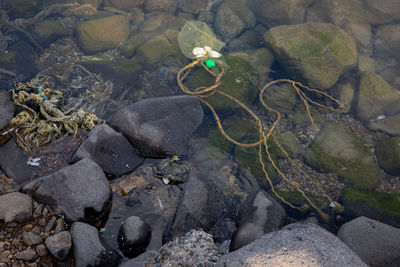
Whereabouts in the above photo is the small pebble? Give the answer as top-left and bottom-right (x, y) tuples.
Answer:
(35, 243), (48, 257)
(44, 216), (56, 233)
(15, 247), (37, 261)
(38, 217), (47, 226)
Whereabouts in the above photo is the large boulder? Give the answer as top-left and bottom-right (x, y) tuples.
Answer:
(216, 223), (368, 266)
(337, 217), (400, 267)
(73, 124), (144, 178)
(305, 123), (380, 189)
(0, 192), (32, 223)
(23, 158), (112, 223)
(75, 15), (130, 54)
(264, 22), (358, 89)
(109, 95), (203, 157)
(357, 72), (400, 121)
(71, 222), (120, 267)
(214, 0), (255, 41)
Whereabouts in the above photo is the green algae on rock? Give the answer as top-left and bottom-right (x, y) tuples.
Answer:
(75, 15), (130, 54)
(264, 22), (358, 90)
(306, 123), (380, 189)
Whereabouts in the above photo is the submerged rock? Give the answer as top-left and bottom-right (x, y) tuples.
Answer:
(144, 0), (177, 13)
(375, 24), (400, 62)
(23, 158), (111, 223)
(338, 216), (400, 267)
(217, 223), (368, 266)
(0, 90), (14, 131)
(73, 124), (144, 178)
(264, 22), (358, 89)
(118, 216), (151, 258)
(75, 15), (130, 54)
(375, 137), (400, 176)
(45, 231), (72, 261)
(0, 192), (32, 223)
(363, 0), (400, 25)
(110, 95), (203, 157)
(230, 191), (285, 251)
(306, 123), (380, 189)
(71, 222), (120, 267)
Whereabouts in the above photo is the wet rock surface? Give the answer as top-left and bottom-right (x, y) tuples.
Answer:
(0, 90), (14, 131)
(110, 95), (204, 157)
(0, 192), (32, 223)
(118, 216), (151, 258)
(23, 158), (112, 223)
(45, 231), (72, 261)
(73, 124), (144, 178)
(217, 223), (368, 266)
(375, 137), (400, 176)
(338, 216), (400, 267)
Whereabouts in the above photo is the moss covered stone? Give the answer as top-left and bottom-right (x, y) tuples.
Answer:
(80, 57), (141, 73)
(306, 123), (380, 189)
(341, 187), (400, 227)
(357, 72), (400, 121)
(375, 137), (400, 176)
(264, 23), (358, 90)
(75, 15), (130, 54)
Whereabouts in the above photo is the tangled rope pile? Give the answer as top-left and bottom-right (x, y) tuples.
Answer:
(9, 79), (101, 154)
(177, 55), (347, 220)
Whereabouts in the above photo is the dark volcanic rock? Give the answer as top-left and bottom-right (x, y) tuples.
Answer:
(110, 95), (203, 157)
(73, 124), (144, 178)
(337, 216), (400, 267)
(230, 191), (285, 251)
(23, 158), (111, 223)
(119, 250), (156, 267)
(45, 231), (72, 261)
(0, 90), (14, 130)
(217, 223), (368, 266)
(118, 216), (151, 258)
(71, 222), (120, 267)
(0, 192), (32, 223)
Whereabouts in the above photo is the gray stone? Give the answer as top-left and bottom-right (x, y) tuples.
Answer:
(15, 247), (37, 261)
(119, 250), (156, 267)
(306, 123), (380, 189)
(147, 230), (221, 266)
(217, 223), (368, 266)
(110, 95), (203, 157)
(36, 243), (48, 257)
(73, 124), (144, 178)
(338, 216), (400, 267)
(45, 231), (72, 261)
(375, 24), (400, 62)
(23, 158), (111, 223)
(44, 216), (56, 233)
(363, 0), (400, 25)
(230, 191), (285, 251)
(118, 216), (151, 258)
(22, 231), (42, 246)
(214, 0), (255, 41)
(0, 192), (32, 223)
(264, 22), (358, 90)
(71, 222), (120, 267)
(0, 90), (14, 130)
(178, 0), (212, 14)
(375, 137), (400, 175)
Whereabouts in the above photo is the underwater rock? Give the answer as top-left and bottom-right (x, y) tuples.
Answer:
(71, 222), (120, 267)
(73, 124), (144, 178)
(261, 82), (297, 114)
(357, 72), (400, 121)
(141, 12), (187, 33)
(110, 95), (203, 157)
(0, 90), (15, 131)
(248, 0), (314, 27)
(305, 123), (380, 189)
(264, 22), (358, 90)
(217, 223), (368, 267)
(178, 0), (213, 14)
(23, 158), (111, 223)
(375, 137), (400, 176)
(45, 231), (72, 261)
(75, 15), (130, 54)
(338, 217), (400, 267)
(147, 230), (221, 266)
(119, 250), (156, 267)
(31, 20), (68, 48)
(108, 0), (143, 11)
(0, 192), (32, 223)
(368, 114), (400, 136)
(214, 0), (255, 41)
(121, 32), (158, 58)
(363, 0), (400, 25)
(118, 216), (151, 258)
(6, 0), (44, 19)
(306, 0), (371, 48)
(135, 30), (181, 64)
(144, 0), (177, 13)
(230, 191), (285, 251)
(341, 187), (400, 228)
(375, 24), (400, 62)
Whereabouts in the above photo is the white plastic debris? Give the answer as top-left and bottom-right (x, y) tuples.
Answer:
(162, 177), (170, 185)
(27, 157), (41, 167)
(192, 46), (222, 59)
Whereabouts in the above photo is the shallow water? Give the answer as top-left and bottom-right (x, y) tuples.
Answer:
(0, 0), (400, 249)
